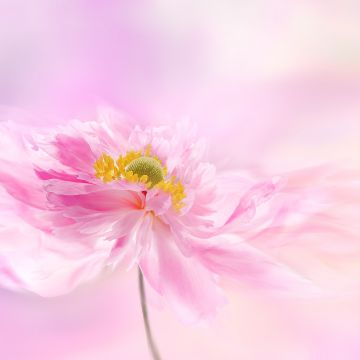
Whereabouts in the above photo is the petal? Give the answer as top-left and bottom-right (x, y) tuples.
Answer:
(0, 123), (48, 209)
(33, 108), (134, 178)
(145, 190), (172, 216)
(140, 218), (226, 323)
(46, 186), (145, 244)
(0, 215), (112, 296)
(223, 177), (282, 228)
(47, 188), (143, 211)
(0, 170), (47, 210)
(117, 213), (154, 270)
(52, 204), (144, 244)
(51, 134), (97, 174)
(195, 234), (317, 295)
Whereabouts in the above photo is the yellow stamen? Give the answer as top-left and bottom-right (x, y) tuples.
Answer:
(94, 145), (186, 211)
(145, 144), (152, 156)
(93, 153), (119, 182)
(140, 175), (149, 183)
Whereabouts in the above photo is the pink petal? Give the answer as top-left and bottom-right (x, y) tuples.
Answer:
(47, 188), (144, 211)
(140, 218), (226, 323)
(46, 185), (145, 244)
(0, 217), (112, 296)
(51, 134), (96, 173)
(195, 234), (317, 295)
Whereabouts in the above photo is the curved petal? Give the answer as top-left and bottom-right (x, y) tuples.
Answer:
(32, 108), (134, 179)
(47, 188), (143, 211)
(0, 214), (112, 297)
(0, 123), (48, 209)
(195, 234), (317, 295)
(139, 218), (226, 323)
(42, 181), (145, 244)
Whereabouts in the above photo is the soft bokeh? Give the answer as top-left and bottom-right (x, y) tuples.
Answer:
(0, 0), (360, 359)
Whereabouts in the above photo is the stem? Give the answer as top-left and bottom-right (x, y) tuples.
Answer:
(138, 267), (162, 360)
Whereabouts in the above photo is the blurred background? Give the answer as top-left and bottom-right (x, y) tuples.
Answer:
(0, 0), (360, 359)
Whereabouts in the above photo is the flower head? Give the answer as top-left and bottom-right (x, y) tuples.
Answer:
(0, 108), (354, 322)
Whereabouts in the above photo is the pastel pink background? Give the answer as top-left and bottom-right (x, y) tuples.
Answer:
(1, 1), (360, 359)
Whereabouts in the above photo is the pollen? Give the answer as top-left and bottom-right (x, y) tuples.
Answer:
(94, 153), (119, 182)
(94, 146), (186, 211)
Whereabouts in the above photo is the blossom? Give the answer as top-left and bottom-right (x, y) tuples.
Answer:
(0, 108), (357, 322)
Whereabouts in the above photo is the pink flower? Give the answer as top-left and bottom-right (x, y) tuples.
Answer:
(0, 108), (356, 322)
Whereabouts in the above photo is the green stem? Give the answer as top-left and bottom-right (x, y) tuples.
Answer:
(138, 267), (162, 360)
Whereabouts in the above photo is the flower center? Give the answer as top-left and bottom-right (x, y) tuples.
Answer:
(126, 156), (164, 187)
(94, 146), (186, 212)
